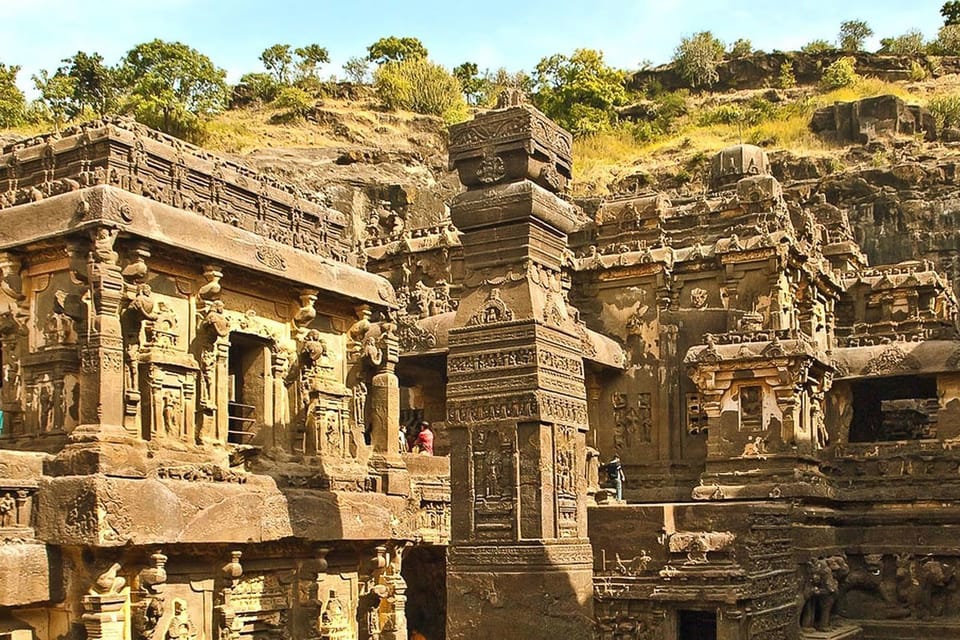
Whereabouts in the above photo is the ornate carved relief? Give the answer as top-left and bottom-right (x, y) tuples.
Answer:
(612, 392), (652, 451)
(467, 288), (514, 325)
(473, 429), (515, 539)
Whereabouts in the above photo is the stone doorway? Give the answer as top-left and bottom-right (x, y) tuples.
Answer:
(402, 544), (446, 640)
(227, 332), (270, 444)
(678, 609), (717, 640)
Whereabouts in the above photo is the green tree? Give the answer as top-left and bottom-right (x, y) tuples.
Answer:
(236, 72), (280, 103)
(820, 56), (859, 90)
(878, 29), (926, 55)
(273, 85), (314, 121)
(728, 38), (753, 58)
(32, 69), (75, 131)
(0, 63), (26, 127)
(531, 49), (628, 135)
(294, 44), (330, 82)
(260, 44), (294, 84)
(374, 57), (466, 122)
(343, 57), (370, 83)
(801, 39), (835, 54)
(118, 39), (228, 141)
(672, 31), (726, 88)
(453, 62), (485, 105)
(838, 20), (874, 51)
(933, 24), (960, 54)
(61, 51), (117, 117)
(942, 1), (960, 26)
(367, 36), (428, 65)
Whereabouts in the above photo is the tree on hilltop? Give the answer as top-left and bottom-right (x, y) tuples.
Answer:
(0, 63), (26, 127)
(673, 31), (725, 88)
(294, 44), (330, 83)
(62, 51), (118, 117)
(877, 29), (925, 55)
(943, 2), (960, 26)
(261, 44), (294, 84)
(838, 20), (873, 51)
(32, 69), (75, 132)
(453, 62), (486, 105)
(118, 39), (228, 141)
(367, 37), (428, 64)
(343, 57), (370, 83)
(531, 48), (627, 135)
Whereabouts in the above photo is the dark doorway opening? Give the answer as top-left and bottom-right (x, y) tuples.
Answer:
(849, 375), (938, 442)
(227, 333), (269, 444)
(403, 544), (446, 640)
(679, 609), (717, 640)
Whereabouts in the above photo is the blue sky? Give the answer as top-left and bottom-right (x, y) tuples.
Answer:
(0, 0), (947, 92)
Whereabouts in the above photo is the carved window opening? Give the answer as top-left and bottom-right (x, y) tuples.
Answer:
(850, 375), (937, 442)
(227, 333), (270, 444)
(678, 609), (717, 640)
(685, 393), (707, 435)
(739, 385), (763, 431)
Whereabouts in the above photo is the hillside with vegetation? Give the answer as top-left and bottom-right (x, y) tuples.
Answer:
(4, 9), (960, 250)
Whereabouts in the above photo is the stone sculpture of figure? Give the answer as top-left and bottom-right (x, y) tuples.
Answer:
(166, 598), (196, 640)
(123, 284), (158, 389)
(202, 300), (230, 339)
(485, 443), (503, 498)
(0, 492), (15, 527)
(200, 348), (216, 405)
(38, 384), (54, 432)
(390, 212), (405, 238)
(400, 257), (412, 288)
(321, 410), (339, 456)
(801, 555), (848, 631)
(124, 341), (140, 390)
(162, 392), (181, 437)
(362, 335), (383, 367)
(89, 226), (120, 265)
(812, 395), (829, 448)
(89, 562), (126, 595)
(301, 330), (329, 367)
(353, 381), (367, 430)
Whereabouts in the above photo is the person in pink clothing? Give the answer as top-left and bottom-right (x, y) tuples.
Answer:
(412, 421), (434, 455)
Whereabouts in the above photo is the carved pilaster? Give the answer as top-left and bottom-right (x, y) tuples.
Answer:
(73, 226), (128, 439)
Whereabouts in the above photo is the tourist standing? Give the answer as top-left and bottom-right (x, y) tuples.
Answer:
(605, 455), (625, 502)
(413, 421), (434, 455)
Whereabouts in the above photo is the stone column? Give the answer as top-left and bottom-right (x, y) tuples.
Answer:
(445, 101), (593, 640)
(73, 226), (127, 438)
(368, 326), (407, 495)
(0, 252), (26, 437)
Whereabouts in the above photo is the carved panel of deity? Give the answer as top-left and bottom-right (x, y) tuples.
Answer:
(555, 424), (578, 538)
(472, 429), (515, 539)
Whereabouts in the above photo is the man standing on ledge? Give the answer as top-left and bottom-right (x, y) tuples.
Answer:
(412, 421), (434, 455)
(605, 455), (625, 502)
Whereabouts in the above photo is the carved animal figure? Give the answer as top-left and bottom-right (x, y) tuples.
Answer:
(801, 555), (847, 630)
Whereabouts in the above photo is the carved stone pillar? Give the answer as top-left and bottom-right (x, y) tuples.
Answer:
(271, 345), (292, 450)
(368, 326), (407, 495)
(0, 252), (27, 437)
(445, 102), (593, 640)
(73, 226), (127, 439)
(0, 320), (25, 437)
(369, 327), (400, 455)
(380, 542), (409, 640)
